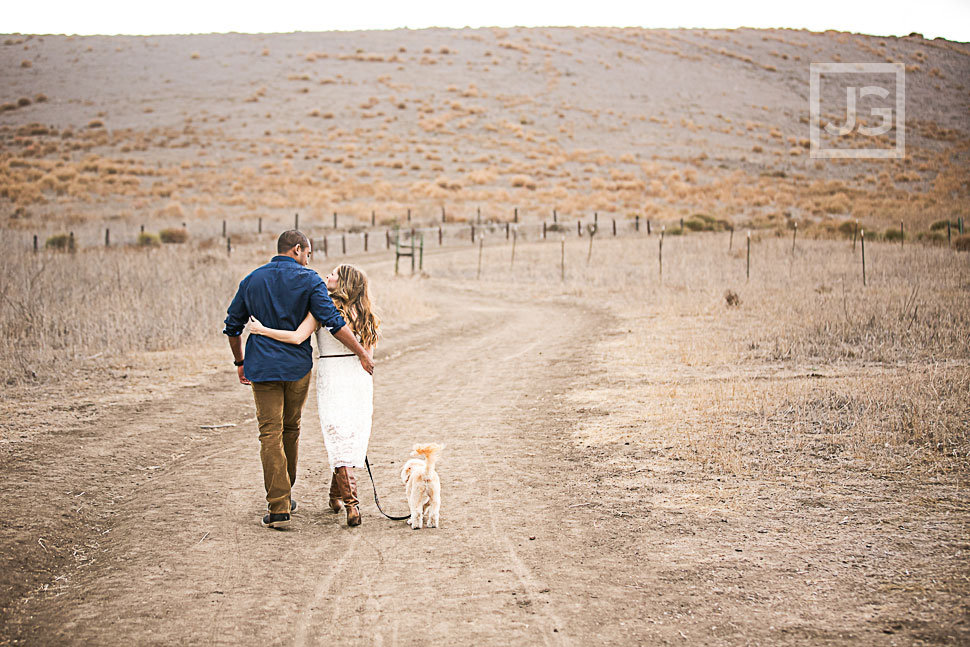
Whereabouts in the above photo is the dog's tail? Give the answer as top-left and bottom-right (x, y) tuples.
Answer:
(412, 443), (444, 475)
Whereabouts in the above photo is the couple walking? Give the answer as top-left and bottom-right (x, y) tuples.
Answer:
(223, 230), (380, 528)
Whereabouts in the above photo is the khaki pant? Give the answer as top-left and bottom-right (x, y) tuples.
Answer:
(251, 371), (311, 514)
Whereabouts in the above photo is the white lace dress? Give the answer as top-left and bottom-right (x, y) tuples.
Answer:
(314, 327), (373, 472)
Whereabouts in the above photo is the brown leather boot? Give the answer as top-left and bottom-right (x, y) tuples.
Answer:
(328, 471), (344, 514)
(334, 466), (361, 527)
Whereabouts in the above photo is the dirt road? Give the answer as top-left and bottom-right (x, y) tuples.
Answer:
(3, 277), (617, 645)
(3, 259), (968, 646)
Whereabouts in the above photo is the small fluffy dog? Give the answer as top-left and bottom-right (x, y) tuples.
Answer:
(400, 443), (444, 529)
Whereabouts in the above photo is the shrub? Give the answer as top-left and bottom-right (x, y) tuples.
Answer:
(837, 220), (858, 237)
(159, 228), (189, 244)
(685, 214), (730, 232)
(916, 231), (947, 246)
(137, 232), (161, 247)
(884, 227), (904, 242)
(45, 234), (71, 250)
(510, 174), (537, 190)
(955, 235), (970, 252)
(17, 97), (31, 107)
(930, 220), (952, 231)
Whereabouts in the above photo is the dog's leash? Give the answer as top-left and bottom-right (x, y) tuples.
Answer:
(363, 456), (410, 521)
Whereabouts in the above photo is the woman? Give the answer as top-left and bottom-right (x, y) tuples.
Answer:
(249, 264), (380, 527)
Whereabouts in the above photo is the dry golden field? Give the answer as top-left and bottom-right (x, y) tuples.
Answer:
(1, 25), (969, 646)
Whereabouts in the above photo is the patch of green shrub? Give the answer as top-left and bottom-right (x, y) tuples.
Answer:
(159, 227), (189, 244)
(684, 214), (731, 232)
(884, 227), (904, 242)
(916, 231), (947, 246)
(137, 232), (161, 247)
(837, 220), (858, 237)
(45, 234), (71, 250)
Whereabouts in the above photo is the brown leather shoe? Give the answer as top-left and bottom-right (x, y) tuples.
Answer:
(334, 466), (361, 527)
(328, 472), (344, 513)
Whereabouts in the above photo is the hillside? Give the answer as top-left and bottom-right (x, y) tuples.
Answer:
(2, 27), (969, 244)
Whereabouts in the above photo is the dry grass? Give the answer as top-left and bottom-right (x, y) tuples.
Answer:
(429, 233), (970, 479)
(0, 231), (435, 386)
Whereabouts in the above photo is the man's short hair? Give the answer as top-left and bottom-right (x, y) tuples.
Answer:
(278, 230), (309, 253)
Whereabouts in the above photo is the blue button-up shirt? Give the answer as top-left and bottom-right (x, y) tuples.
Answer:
(223, 256), (346, 383)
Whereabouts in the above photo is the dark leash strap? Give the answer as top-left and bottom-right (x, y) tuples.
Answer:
(364, 456), (410, 521)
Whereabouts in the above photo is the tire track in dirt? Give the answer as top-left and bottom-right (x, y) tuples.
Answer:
(287, 284), (580, 645)
(14, 276), (599, 645)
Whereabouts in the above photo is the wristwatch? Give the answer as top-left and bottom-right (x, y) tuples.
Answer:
(234, 359), (244, 366)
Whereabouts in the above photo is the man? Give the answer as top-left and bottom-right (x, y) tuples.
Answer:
(224, 230), (375, 528)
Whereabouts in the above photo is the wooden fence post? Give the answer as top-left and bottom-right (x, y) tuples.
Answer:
(543, 221), (547, 239)
(105, 228), (110, 247)
(222, 220), (226, 238)
(577, 220), (582, 237)
(364, 232), (369, 252)
(612, 219), (616, 237)
(505, 222), (510, 240)
(792, 222), (797, 253)
(514, 207), (518, 223)
(647, 219), (652, 235)
(323, 236), (328, 257)
(511, 229), (517, 268)
(227, 236), (231, 256)
(342, 234), (346, 255)
(334, 212), (338, 229)
(442, 205), (446, 223)
(371, 210), (376, 227)
(407, 208), (411, 223)
(258, 217), (262, 234)
(861, 230), (867, 286)
(729, 226), (734, 252)
(746, 231), (751, 282)
(659, 227), (664, 282)
(560, 236), (565, 282)
(295, 213), (299, 230)
(69, 232), (75, 254)
(477, 235), (484, 280)
(900, 220), (904, 247)
(553, 209), (557, 223)
(386, 230), (390, 250)
(852, 219), (859, 250)
(33, 234), (38, 253)
(471, 224), (476, 243)
(438, 226), (442, 246)
(947, 220), (952, 245)
(635, 215), (640, 232)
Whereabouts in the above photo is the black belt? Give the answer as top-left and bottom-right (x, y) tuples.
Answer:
(318, 353), (355, 358)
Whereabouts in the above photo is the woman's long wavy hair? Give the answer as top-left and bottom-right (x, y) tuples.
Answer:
(328, 264), (380, 348)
